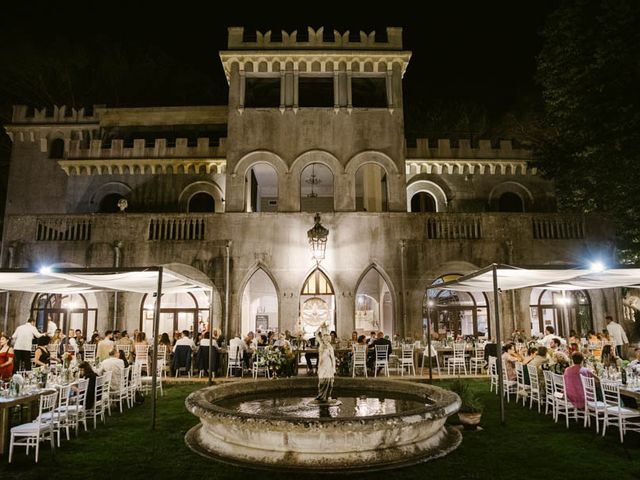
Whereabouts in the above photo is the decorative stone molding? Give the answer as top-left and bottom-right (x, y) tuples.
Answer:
(58, 158), (226, 176)
(406, 159), (533, 176)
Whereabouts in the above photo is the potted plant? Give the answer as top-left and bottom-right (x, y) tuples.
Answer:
(449, 378), (484, 429)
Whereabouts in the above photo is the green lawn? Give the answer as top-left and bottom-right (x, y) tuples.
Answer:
(2, 379), (639, 479)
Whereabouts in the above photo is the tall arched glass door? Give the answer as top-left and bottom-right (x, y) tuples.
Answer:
(529, 289), (592, 337)
(300, 269), (335, 337)
(424, 275), (489, 338)
(31, 293), (97, 336)
(140, 291), (209, 339)
(354, 268), (393, 336)
(241, 269), (278, 336)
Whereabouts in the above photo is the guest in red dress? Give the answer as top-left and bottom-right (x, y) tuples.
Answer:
(0, 334), (15, 380)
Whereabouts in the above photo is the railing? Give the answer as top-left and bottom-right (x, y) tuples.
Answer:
(36, 219), (92, 241)
(426, 217), (482, 240)
(148, 217), (206, 241)
(532, 217), (584, 240)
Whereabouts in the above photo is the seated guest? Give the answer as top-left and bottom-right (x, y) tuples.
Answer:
(629, 348), (640, 373)
(600, 344), (622, 370)
(74, 362), (98, 409)
(501, 343), (519, 381)
(96, 330), (115, 362)
(329, 331), (339, 345)
(0, 334), (15, 380)
(563, 352), (597, 409)
(34, 335), (52, 367)
(368, 331), (392, 369)
(541, 326), (557, 347)
(99, 347), (125, 392)
(173, 330), (196, 352)
(305, 335), (319, 375)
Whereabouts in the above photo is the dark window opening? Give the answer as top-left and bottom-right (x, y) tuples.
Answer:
(99, 193), (125, 213)
(270, 30), (283, 42)
(245, 77), (281, 108)
(352, 77), (387, 108)
(348, 30), (360, 42)
(188, 192), (215, 213)
(298, 77), (334, 107)
(49, 138), (65, 159)
(498, 192), (524, 212)
(411, 192), (436, 212)
(242, 29), (258, 42)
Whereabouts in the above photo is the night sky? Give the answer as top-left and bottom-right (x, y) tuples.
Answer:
(0, 0), (557, 125)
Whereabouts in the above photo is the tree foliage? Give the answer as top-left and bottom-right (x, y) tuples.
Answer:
(535, 0), (640, 262)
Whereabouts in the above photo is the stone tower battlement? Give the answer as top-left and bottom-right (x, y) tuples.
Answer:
(11, 104), (103, 124)
(227, 26), (403, 51)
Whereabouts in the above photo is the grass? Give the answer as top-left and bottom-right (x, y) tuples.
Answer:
(2, 379), (639, 479)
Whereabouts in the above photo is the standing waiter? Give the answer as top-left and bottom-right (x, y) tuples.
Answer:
(11, 317), (43, 371)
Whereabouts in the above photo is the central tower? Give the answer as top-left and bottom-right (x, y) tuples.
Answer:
(220, 27), (412, 213)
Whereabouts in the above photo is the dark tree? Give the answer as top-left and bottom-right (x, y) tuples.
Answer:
(535, 0), (640, 261)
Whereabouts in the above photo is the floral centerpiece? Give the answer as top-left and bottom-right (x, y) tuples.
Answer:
(62, 351), (74, 369)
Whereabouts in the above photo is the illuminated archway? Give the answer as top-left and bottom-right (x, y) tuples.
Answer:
(424, 274), (489, 337)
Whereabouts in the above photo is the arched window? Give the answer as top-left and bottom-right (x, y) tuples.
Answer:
(246, 164), (278, 212)
(300, 163), (334, 212)
(424, 275), (489, 338)
(355, 268), (393, 337)
(188, 192), (215, 212)
(300, 269), (335, 336)
(410, 192), (436, 212)
(355, 164), (388, 212)
(241, 269), (278, 336)
(50, 138), (65, 159)
(498, 192), (524, 212)
(31, 293), (97, 337)
(140, 291), (210, 339)
(98, 193), (126, 213)
(529, 288), (592, 337)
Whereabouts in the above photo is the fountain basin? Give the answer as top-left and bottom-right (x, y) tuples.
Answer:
(185, 377), (461, 472)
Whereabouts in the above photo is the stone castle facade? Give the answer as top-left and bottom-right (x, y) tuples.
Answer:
(1, 27), (618, 342)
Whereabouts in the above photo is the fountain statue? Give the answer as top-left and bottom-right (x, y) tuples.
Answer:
(313, 322), (339, 404)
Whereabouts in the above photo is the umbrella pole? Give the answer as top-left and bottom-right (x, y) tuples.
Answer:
(493, 264), (506, 425)
(150, 267), (163, 430)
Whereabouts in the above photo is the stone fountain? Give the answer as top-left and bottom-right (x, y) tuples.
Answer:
(185, 377), (462, 472)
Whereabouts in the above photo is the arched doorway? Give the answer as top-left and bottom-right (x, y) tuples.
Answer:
(424, 275), (489, 338)
(498, 192), (524, 212)
(188, 192), (215, 212)
(140, 291), (210, 339)
(355, 164), (388, 212)
(31, 293), (97, 336)
(300, 163), (334, 212)
(529, 289), (592, 337)
(49, 138), (65, 159)
(246, 163), (278, 212)
(241, 269), (278, 336)
(300, 269), (335, 336)
(354, 268), (393, 336)
(410, 191), (437, 212)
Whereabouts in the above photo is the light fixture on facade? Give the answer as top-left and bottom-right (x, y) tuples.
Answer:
(307, 212), (329, 264)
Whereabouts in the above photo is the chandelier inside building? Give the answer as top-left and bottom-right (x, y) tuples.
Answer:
(305, 164), (321, 198)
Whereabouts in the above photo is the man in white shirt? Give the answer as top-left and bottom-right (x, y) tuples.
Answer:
(606, 315), (629, 358)
(12, 317), (43, 371)
(173, 330), (196, 351)
(97, 330), (115, 362)
(541, 326), (558, 347)
(99, 347), (125, 392)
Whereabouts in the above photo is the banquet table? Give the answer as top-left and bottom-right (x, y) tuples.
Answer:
(0, 388), (56, 455)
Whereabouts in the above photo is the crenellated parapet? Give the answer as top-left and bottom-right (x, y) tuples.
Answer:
(11, 104), (103, 124)
(66, 137), (226, 159)
(405, 138), (535, 176)
(227, 27), (404, 51)
(58, 137), (227, 176)
(220, 27), (411, 82)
